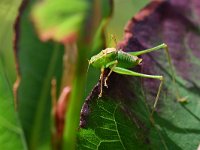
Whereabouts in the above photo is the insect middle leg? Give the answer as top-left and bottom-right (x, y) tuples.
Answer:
(104, 60), (118, 87)
(129, 43), (187, 102)
(112, 67), (164, 123)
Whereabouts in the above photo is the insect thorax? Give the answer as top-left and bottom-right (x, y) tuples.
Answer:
(89, 48), (117, 68)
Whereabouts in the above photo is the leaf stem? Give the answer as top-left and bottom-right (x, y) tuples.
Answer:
(63, 44), (88, 150)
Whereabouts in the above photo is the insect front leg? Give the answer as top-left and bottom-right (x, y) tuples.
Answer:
(112, 67), (164, 124)
(99, 67), (105, 98)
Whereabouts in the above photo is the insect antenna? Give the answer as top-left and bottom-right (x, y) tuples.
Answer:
(86, 60), (90, 75)
(110, 34), (118, 50)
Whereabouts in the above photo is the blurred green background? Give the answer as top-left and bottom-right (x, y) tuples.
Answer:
(108, 0), (149, 41)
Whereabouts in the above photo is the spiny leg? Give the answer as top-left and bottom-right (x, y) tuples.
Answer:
(112, 67), (164, 123)
(104, 60), (118, 87)
(163, 45), (187, 102)
(129, 43), (187, 102)
(99, 67), (105, 98)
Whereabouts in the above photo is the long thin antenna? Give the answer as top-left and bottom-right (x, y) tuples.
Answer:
(111, 34), (118, 49)
(86, 60), (90, 75)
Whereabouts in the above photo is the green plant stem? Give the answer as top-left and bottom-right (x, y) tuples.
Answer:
(63, 45), (88, 150)
(63, 1), (104, 148)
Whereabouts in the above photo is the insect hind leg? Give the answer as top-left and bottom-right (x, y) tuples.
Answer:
(112, 67), (164, 124)
(129, 43), (187, 102)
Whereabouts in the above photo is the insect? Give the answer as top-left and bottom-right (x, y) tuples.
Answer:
(89, 42), (187, 118)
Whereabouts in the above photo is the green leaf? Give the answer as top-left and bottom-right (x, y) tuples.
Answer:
(16, 1), (64, 149)
(31, 0), (89, 43)
(0, 0), (27, 149)
(0, 0), (20, 84)
(78, 1), (200, 149)
(78, 77), (162, 149)
(0, 62), (27, 150)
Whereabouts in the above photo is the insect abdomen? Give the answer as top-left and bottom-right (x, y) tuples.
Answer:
(116, 51), (139, 68)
